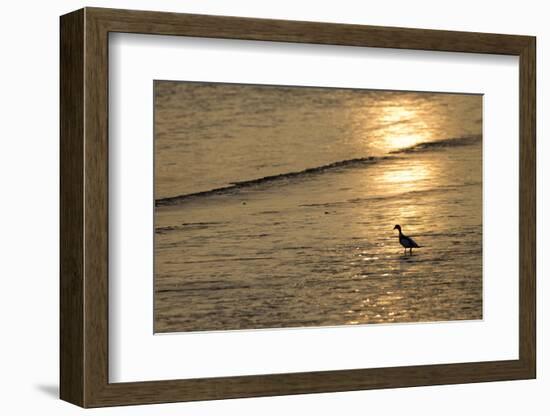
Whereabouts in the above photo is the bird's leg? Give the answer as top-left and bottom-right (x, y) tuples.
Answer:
(410, 248), (413, 256)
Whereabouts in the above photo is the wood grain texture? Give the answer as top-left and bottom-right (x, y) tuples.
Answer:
(518, 38), (536, 375)
(89, 7), (532, 54)
(83, 10), (111, 406)
(59, 8), (84, 406)
(59, 7), (537, 408)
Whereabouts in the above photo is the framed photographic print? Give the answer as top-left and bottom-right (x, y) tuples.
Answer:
(60, 7), (536, 407)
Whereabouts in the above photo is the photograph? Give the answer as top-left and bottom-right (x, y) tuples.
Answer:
(153, 81), (483, 333)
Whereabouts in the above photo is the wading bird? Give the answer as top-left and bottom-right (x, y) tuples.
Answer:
(393, 224), (420, 256)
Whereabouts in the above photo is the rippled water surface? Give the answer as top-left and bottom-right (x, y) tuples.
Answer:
(154, 81), (482, 333)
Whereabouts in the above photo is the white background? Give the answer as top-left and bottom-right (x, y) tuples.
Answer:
(0, 0), (545, 415)
(110, 34), (519, 382)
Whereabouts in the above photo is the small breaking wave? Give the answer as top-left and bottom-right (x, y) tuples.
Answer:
(156, 135), (481, 207)
(390, 135), (481, 154)
(156, 156), (385, 206)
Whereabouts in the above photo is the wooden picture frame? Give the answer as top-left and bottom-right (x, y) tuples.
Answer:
(60, 7), (536, 408)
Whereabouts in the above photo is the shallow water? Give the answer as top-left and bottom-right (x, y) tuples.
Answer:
(154, 82), (482, 333)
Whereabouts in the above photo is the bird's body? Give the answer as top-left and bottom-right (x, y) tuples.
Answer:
(393, 224), (420, 255)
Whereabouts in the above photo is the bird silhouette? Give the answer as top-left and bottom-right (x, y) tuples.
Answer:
(393, 224), (420, 256)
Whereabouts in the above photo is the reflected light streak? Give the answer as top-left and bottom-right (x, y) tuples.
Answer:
(381, 163), (431, 189)
(373, 104), (434, 152)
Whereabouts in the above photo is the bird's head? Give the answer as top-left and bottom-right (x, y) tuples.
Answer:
(393, 224), (401, 232)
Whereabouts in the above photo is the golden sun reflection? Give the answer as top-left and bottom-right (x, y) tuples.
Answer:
(374, 105), (434, 152)
(380, 162), (432, 191)
(389, 135), (423, 150)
